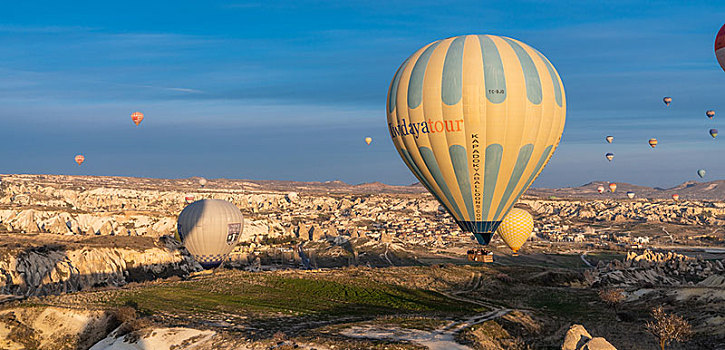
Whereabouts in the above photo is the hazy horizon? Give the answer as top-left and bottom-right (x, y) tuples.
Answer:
(3, 171), (721, 191)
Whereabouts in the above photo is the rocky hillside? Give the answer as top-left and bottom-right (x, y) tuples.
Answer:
(0, 236), (200, 297)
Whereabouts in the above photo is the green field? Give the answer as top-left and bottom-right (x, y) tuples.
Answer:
(96, 270), (486, 324)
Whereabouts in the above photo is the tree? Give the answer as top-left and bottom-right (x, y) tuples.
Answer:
(598, 288), (625, 313)
(646, 306), (692, 350)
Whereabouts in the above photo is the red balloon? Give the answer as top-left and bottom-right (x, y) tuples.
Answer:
(131, 112), (144, 126)
(716, 24), (725, 72)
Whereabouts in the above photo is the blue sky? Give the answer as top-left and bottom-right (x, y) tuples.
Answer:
(1, 1), (724, 188)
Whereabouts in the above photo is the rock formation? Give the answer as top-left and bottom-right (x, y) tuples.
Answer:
(585, 250), (725, 287)
(562, 324), (616, 350)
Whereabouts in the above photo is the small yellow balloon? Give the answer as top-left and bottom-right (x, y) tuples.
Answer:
(496, 208), (533, 255)
(365, 137), (373, 145)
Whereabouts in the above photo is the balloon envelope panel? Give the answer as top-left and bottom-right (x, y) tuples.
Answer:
(386, 35), (566, 244)
(177, 199), (244, 268)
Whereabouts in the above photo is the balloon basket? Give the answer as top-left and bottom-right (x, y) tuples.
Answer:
(467, 249), (494, 263)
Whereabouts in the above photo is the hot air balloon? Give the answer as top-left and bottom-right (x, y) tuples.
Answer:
(663, 97), (672, 106)
(185, 196), (195, 204)
(131, 112), (144, 126)
(609, 183), (617, 192)
(496, 208), (533, 256)
(710, 129), (718, 138)
(74, 155), (85, 165)
(648, 138), (658, 148)
(672, 194), (680, 201)
(605, 153), (614, 162)
(605, 136), (614, 144)
(626, 191), (635, 199)
(698, 169), (706, 178)
(386, 35), (566, 247)
(707, 110), (715, 119)
(365, 137), (373, 145)
(199, 178), (208, 188)
(177, 199), (244, 268)
(716, 23), (725, 72)
(597, 186), (605, 194)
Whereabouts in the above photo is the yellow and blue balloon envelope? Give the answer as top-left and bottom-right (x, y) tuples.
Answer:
(386, 34), (566, 245)
(496, 208), (534, 255)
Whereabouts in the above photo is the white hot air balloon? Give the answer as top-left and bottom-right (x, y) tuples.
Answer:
(177, 199), (244, 268)
(198, 177), (208, 188)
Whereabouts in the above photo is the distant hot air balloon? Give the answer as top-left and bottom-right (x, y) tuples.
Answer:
(605, 136), (614, 144)
(697, 169), (706, 178)
(609, 183), (617, 192)
(365, 137), (373, 145)
(626, 191), (635, 199)
(707, 110), (715, 119)
(185, 196), (195, 204)
(74, 155), (85, 165)
(605, 153), (614, 162)
(496, 208), (533, 256)
(663, 97), (672, 106)
(648, 138), (658, 148)
(716, 23), (725, 72)
(672, 194), (680, 201)
(177, 199), (244, 269)
(710, 129), (718, 138)
(597, 186), (605, 194)
(387, 35), (566, 246)
(131, 112), (144, 126)
(199, 178), (208, 188)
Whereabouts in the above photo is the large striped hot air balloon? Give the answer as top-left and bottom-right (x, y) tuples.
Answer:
(131, 112), (144, 126)
(496, 208), (533, 256)
(663, 97), (672, 106)
(74, 155), (85, 165)
(387, 35), (566, 246)
(177, 199), (244, 268)
(716, 24), (725, 72)
(649, 138), (658, 148)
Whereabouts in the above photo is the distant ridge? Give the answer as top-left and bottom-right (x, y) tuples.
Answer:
(528, 180), (725, 201)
